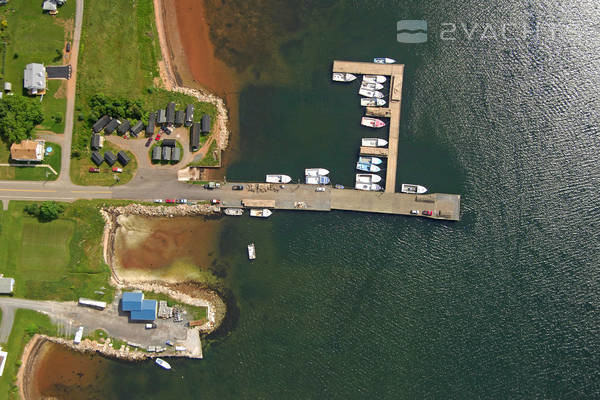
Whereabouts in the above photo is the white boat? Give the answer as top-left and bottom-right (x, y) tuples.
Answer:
(332, 72), (357, 82)
(358, 156), (382, 165)
(360, 82), (384, 91)
(250, 209), (273, 218)
(361, 138), (388, 147)
(359, 88), (384, 98)
(247, 243), (256, 260)
(224, 208), (243, 216)
(155, 358), (172, 370)
(361, 117), (386, 128)
(266, 174), (292, 184)
(360, 98), (386, 107)
(374, 57), (396, 64)
(363, 75), (387, 84)
(356, 173), (382, 183)
(305, 175), (330, 185)
(305, 168), (329, 176)
(356, 162), (381, 173)
(355, 183), (383, 191)
(401, 184), (428, 194)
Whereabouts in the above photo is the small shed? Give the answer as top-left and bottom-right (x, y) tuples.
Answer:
(190, 122), (201, 151)
(175, 110), (184, 126)
(201, 114), (211, 133)
(146, 113), (156, 135)
(0, 277), (15, 294)
(162, 146), (171, 161)
(130, 121), (144, 136)
(171, 147), (181, 162)
(104, 151), (117, 166)
(116, 119), (130, 135)
(117, 150), (130, 166)
(162, 139), (176, 147)
(104, 119), (120, 134)
(157, 109), (166, 125)
(90, 133), (101, 150)
(91, 151), (103, 166)
(92, 115), (111, 133)
(185, 104), (194, 126)
(152, 146), (162, 161)
(4, 82), (11, 92)
(166, 102), (175, 125)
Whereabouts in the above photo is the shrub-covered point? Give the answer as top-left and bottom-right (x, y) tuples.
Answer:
(0, 96), (43, 143)
(87, 94), (145, 124)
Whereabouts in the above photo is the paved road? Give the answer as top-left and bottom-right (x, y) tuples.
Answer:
(0, 305), (15, 343)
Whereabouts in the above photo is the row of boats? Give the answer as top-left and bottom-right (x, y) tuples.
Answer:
(224, 208), (272, 218)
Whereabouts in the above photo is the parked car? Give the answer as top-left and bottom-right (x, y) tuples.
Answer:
(232, 185), (243, 191)
(176, 199), (188, 204)
(422, 210), (433, 216)
(165, 199), (176, 203)
(145, 137), (153, 147)
(315, 187), (326, 192)
(112, 167), (123, 173)
(88, 167), (100, 173)
(145, 323), (157, 329)
(154, 199), (163, 203)
(155, 133), (162, 141)
(410, 210), (419, 215)
(211, 199), (220, 205)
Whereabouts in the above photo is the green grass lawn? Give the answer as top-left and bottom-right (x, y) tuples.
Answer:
(0, 141), (61, 181)
(70, 141), (137, 186)
(0, 0), (75, 134)
(190, 140), (220, 167)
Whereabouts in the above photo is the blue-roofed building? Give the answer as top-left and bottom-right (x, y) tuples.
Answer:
(121, 292), (143, 311)
(131, 299), (157, 321)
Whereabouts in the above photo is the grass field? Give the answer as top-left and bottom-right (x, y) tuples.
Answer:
(140, 290), (208, 321)
(0, 0), (75, 133)
(0, 141), (61, 181)
(70, 141), (137, 186)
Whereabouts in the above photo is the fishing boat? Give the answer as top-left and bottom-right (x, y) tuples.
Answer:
(224, 208), (243, 216)
(361, 138), (388, 147)
(355, 183), (383, 191)
(363, 75), (387, 84)
(305, 168), (330, 176)
(306, 175), (330, 185)
(356, 162), (381, 173)
(266, 174), (292, 184)
(361, 117), (386, 128)
(358, 156), (383, 165)
(247, 243), (256, 260)
(356, 173), (382, 183)
(374, 57), (396, 64)
(332, 72), (357, 82)
(401, 184), (428, 194)
(359, 88), (384, 98)
(155, 358), (172, 370)
(250, 209), (273, 218)
(360, 98), (386, 107)
(360, 82), (384, 91)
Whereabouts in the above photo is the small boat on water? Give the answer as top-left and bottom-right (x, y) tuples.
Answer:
(355, 183), (383, 191)
(332, 72), (357, 82)
(305, 168), (329, 176)
(361, 117), (386, 128)
(224, 208), (243, 216)
(356, 162), (381, 173)
(247, 243), (256, 260)
(334, 184), (345, 189)
(374, 57), (396, 64)
(250, 209), (273, 218)
(266, 174), (291, 184)
(155, 358), (171, 370)
(358, 156), (382, 165)
(360, 82), (384, 91)
(361, 138), (388, 147)
(401, 184), (428, 194)
(356, 173), (382, 184)
(359, 88), (384, 98)
(363, 75), (387, 84)
(360, 98), (386, 107)
(306, 175), (330, 185)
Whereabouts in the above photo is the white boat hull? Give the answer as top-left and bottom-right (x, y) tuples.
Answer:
(305, 168), (329, 176)
(247, 243), (256, 260)
(360, 82), (384, 91)
(358, 88), (384, 98)
(332, 73), (357, 82)
(356, 173), (382, 184)
(360, 98), (386, 107)
(355, 183), (383, 191)
(363, 75), (387, 84)
(358, 156), (383, 165)
(224, 208), (243, 216)
(266, 174), (292, 184)
(401, 184), (428, 194)
(249, 209), (273, 218)
(356, 162), (381, 173)
(306, 175), (330, 185)
(361, 138), (388, 147)
(155, 358), (172, 370)
(361, 117), (386, 128)
(374, 57), (396, 64)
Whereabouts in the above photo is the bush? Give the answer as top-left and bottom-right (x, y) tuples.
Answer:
(24, 201), (65, 222)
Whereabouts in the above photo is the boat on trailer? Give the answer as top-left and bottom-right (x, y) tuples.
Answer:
(355, 183), (383, 191)
(356, 162), (381, 173)
(361, 117), (386, 128)
(360, 98), (386, 107)
(356, 173), (382, 184)
(266, 174), (292, 184)
(363, 75), (387, 84)
(305, 168), (329, 176)
(358, 156), (383, 165)
(224, 208), (243, 216)
(361, 138), (388, 147)
(374, 57), (396, 64)
(332, 72), (357, 82)
(401, 184), (428, 194)
(250, 209), (273, 218)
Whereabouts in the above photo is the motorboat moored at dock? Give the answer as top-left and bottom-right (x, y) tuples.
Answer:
(361, 138), (388, 147)
(360, 82), (384, 91)
(356, 162), (381, 173)
(155, 358), (172, 370)
(359, 88), (384, 98)
(332, 72), (357, 82)
(374, 57), (396, 64)
(266, 174), (292, 184)
(363, 75), (387, 84)
(360, 98), (386, 107)
(361, 117), (386, 128)
(356, 173), (382, 183)
(358, 156), (383, 165)
(224, 208), (243, 216)
(401, 184), (428, 194)
(247, 243), (256, 260)
(305, 168), (330, 176)
(355, 183), (383, 191)
(306, 175), (330, 185)
(250, 209), (273, 218)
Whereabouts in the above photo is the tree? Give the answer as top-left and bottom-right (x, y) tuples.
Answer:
(0, 96), (43, 143)
(38, 201), (65, 222)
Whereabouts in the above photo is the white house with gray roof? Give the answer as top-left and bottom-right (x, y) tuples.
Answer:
(23, 63), (46, 95)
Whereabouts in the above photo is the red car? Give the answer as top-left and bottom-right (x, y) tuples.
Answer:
(422, 210), (433, 216)
(165, 199), (175, 203)
(112, 167), (123, 173)
(155, 133), (162, 141)
(88, 167), (100, 173)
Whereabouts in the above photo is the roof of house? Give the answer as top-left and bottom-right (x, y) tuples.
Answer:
(146, 113), (156, 134)
(10, 140), (43, 161)
(42, 1), (57, 12)
(152, 146), (162, 160)
(117, 150), (130, 166)
(130, 299), (157, 321)
(166, 102), (175, 124)
(91, 151), (103, 166)
(175, 110), (184, 125)
(201, 114), (211, 133)
(162, 139), (176, 147)
(91, 134), (101, 150)
(116, 120), (130, 135)
(157, 109), (166, 124)
(104, 119), (120, 134)
(92, 115), (111, 133)
(190, 123), (201, 149)
(162, 146), (171, 160)
(122, 292), (144, 311)
(23, 63), (46, 90)
(0, 278), (14, 294)
(104, 151), (117, 165)
(130, 121), (144, 135)
(185, 104), (194, 122)
(172, 147), (181, 162)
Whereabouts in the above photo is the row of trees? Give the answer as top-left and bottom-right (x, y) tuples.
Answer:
(0, 96), (43, 143)
(87, 94), (144, 124)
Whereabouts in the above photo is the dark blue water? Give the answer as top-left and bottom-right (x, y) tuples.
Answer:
(41, 1), (600, 398)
